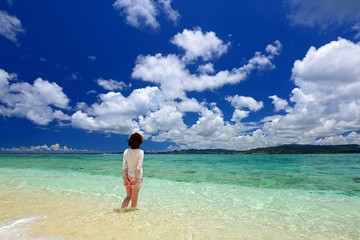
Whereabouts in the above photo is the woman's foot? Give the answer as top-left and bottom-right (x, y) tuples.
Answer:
(119, 207), (127, 213)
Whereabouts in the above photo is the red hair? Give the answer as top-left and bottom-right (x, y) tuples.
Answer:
(128, 133), (143, 149)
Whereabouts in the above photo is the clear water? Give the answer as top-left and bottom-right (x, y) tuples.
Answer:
(0, 154), (359, 239)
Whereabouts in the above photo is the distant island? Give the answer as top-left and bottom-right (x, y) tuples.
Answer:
(147, 144), (360, 154)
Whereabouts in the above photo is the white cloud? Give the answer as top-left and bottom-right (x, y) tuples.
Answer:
(71, 87), (163, 134)
(263, 38), (360, 144)
(285, 0), (360, 30)
(156, 38), (360, 150)
(226, 95), (264, 112)
(0, 69), (70, 125)
(139, 105), (186, 135)
(113, 0), (158, 29)
(187, 107), (228, 139)
(265, 40), (282, 56)
(113, 0), (180, 30)
(0, 10), (25, 44)
(158, 0), (180, 23)
(152, 106), (236, 148)
(269, 95), (289, 112)
(151, 105), (272, 150)
(0, 144), (93, 153)
(132, 37), (282, 99)
(315, 131), (360, 145)
(292, 38), (360, 94)
(171, 28), (230, 61)
(231, 109), (249, 122)
(225, 95), (263, 123)
(132, 53), (187, 99)
(68, 30), (282, 149)
(175, 97), (202, 113)
(197, 63), (215, 74)
(97, 78), (128, 91)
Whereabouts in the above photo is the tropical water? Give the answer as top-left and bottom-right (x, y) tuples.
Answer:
(0, 153), (359, 239)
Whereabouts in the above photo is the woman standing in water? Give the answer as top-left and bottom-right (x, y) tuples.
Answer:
(121, 133), (144, 211)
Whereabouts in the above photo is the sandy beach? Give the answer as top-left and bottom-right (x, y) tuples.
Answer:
(1, 181), (359, 240)
(0, 184), (199, 240)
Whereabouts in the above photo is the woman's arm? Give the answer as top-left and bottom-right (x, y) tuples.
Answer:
(122, 150), (129, 184)
(123, 169), (130, 185)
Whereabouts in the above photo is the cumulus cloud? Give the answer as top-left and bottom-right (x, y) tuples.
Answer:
(284, 0), (360, 31)
(152, 106), (236, 148)
(132, 29), (281, 99)
(71, 86), (163, 134)
(269, 95), (289, 112)
(0, 10), (25, 44)
(158, 38), (360, 149)
(0, 144), (93, 153)
(315, 131), (360, 145)
(171, 28), (230, 61)
(113, 0), (180, 30)
(151, 104), (272, 150)
(132, 48), (280, 99)
(67, 30), (282, 149)
(197, 63), (215, 74)
(175, 97), (202, 113)
(139, 104), (186, 135)
(97, 78), (128, 91)
(231, 109), (250, 122)
(132, 53), (187, 99)
(263, 38), (360, 145)
(0, 69), (70, 125)
(225, 95), (263, 123)
(226, 95), (264, 112)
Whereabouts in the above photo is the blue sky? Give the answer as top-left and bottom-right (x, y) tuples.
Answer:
(1, 0), (360, 152)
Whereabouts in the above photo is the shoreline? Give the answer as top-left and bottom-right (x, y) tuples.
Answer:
(0, 184), (197, 240)
(1, 179), (360, 240)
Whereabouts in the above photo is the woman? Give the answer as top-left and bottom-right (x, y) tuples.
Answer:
(121, 133), (144, 211)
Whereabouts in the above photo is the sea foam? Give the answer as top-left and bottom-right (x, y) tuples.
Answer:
(0, 214), (57, 240)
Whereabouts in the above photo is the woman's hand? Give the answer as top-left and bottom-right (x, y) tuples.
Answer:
(123, 177), (130, 186)
(129, 178), (136, 185)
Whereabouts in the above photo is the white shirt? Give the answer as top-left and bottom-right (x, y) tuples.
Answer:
(122, 148), (144, 178)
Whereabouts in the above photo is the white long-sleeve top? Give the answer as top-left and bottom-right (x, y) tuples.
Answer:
(122, 148), (144, 178)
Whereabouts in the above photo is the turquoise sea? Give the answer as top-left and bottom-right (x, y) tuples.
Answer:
(0, 153), (359, 239)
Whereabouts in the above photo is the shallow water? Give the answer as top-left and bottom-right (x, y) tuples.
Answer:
(0, 154), (359, 239)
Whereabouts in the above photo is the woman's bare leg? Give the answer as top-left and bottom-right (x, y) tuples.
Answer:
(130, 188), (140, 209)
(121, 185), (132, 210)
